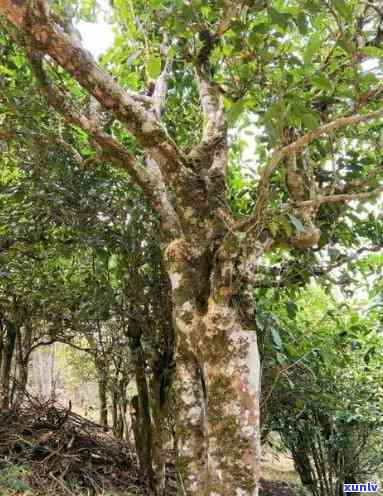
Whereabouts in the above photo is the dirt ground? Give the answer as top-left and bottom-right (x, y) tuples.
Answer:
(259, 478), (301, 496)
(259, 442), (302, 496)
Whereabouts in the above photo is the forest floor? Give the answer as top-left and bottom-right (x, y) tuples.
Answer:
(0, 397), (301, 496)
(259, 445), (302, 496)
(0, 397), (150, 495)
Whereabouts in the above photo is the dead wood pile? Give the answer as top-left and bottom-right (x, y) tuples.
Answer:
(0, 396), (149, 495)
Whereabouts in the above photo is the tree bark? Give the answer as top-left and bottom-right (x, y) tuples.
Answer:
(166, 240), (261, 495)
(0, 319), (4, 373)
(111, 384), (118, 436)
(15, 322), (32, 403)
(119, 379), (129, 439)
(150, 361), (171, 495)
(112, 378), (126, 439)
(204, 300), (261, 495)
(129, 333), (156, 490)
(0, 320), (16, 409)
(97, 368), (109, 428)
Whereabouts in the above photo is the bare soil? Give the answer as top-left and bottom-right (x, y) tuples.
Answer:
(259, 478), (301, 496)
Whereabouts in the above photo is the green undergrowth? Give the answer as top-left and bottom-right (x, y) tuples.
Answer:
(0, 465), (31, 496)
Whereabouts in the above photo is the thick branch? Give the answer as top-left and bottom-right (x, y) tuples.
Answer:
(0, 0), (199, 210)
(152, 37), (172, 119)
(197, 76), (225, 148)
(189, 27), (226, 165)
(29, 51), (181, 238)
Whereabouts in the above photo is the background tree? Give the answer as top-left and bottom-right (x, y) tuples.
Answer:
(259, 283), (383, 495)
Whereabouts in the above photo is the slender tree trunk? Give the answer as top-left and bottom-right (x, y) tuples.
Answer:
(0, 319), (4, 373)
(15, 323), (32, 403)
(148, 312), (174, 495)
(131, 395), (145, 464)
(116, 379), (128, 439)
(150, 366), (170, 495)
(166, 240), (261, 496)
(116, 402), (124, 439)
(97, 370), (109, 428)
(0, 321), (17, 409)
(129, 333), (156, 490)
(111, 384), (118, 436)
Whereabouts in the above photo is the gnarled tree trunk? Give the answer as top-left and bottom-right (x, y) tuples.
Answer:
(1, 2), (382, 494)
(166, 240), (261, 495)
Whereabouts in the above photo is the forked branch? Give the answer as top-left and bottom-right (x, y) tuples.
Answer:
(29, 51), (181, 238)
(240, 107), (383, 233)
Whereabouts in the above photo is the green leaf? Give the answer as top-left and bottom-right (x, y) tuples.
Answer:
(311, 74), (332, 91)
(358, 72), (379, 86)
(148, 0), (164, 8)
(251, 22), (270, 35)
(361, 46), (383, 58)
(337, 35), (354, 54)
(276, 352), (287, 365)
(286, 301), (298, 319)
(146, 55), (162, 79)
(296, 13), (308, 35)
(0, 65), (14, 76)
(303, 0), (321, 14)
(228, 99), (245, 125)
(268, 7), (291, 29)
(303, 33), (322, 66)
(332, 0), (352, 20)
(269, 220), (279, 237)
(271, 327), (283, 350)
(302, 111), (319, 130)
(282, 218), (293, 238)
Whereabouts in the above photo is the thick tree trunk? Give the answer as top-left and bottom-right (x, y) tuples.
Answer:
(0, 319), (4, 373)
(204, 299), (261, 495)
(0, 321), (16, 409)
(166, 240), (261, 496)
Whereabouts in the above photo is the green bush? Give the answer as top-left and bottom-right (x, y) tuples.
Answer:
(260, 285), (383, 496)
